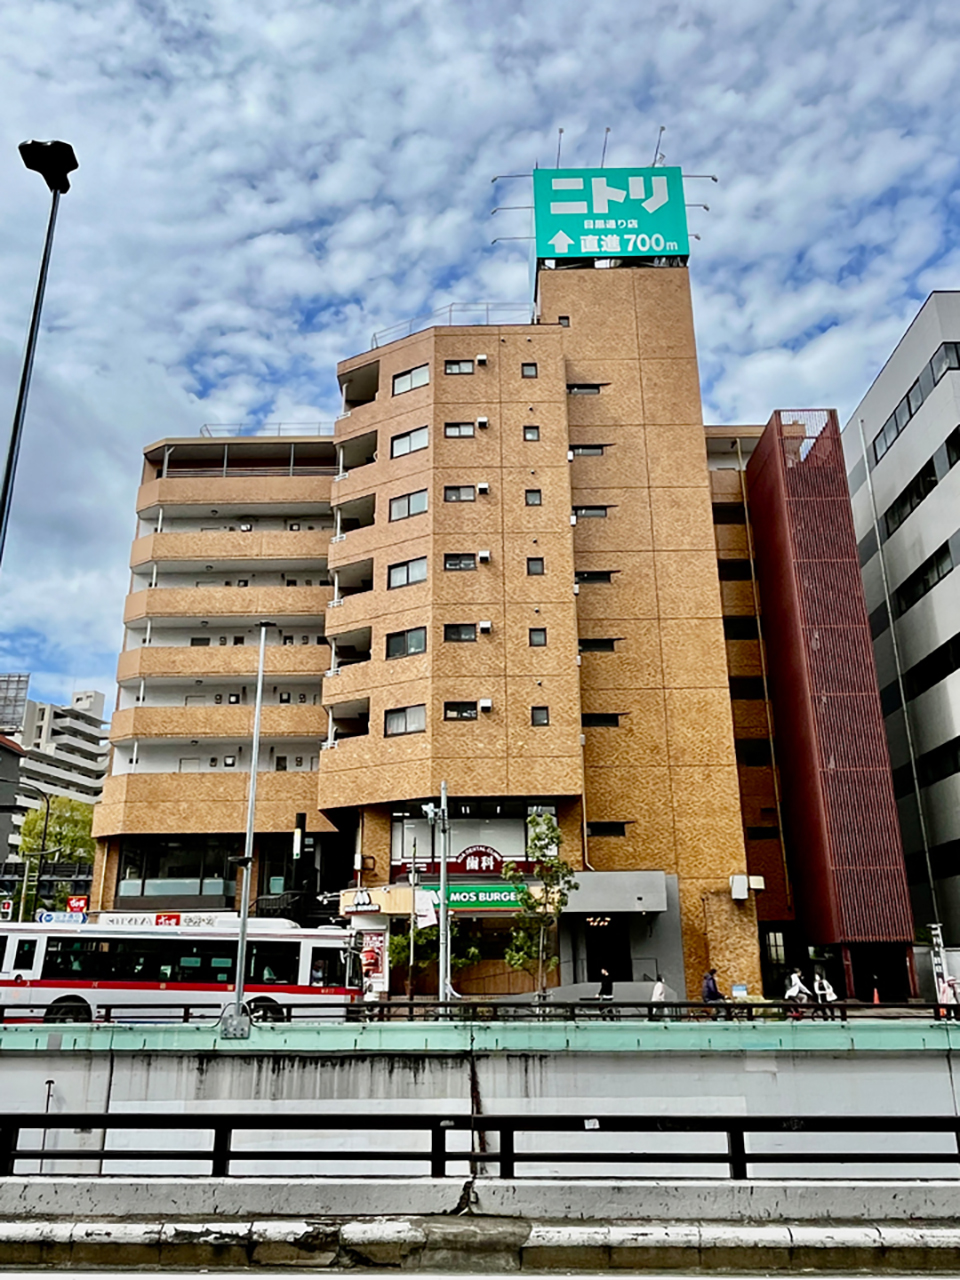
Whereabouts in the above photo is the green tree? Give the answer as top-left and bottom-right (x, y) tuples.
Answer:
(388, 917), (480, 993)
(19, 796), (95, 859)
(502, 812), (579, 995)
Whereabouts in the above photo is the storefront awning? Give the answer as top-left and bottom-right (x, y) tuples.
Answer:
(565, 871), (667, 914)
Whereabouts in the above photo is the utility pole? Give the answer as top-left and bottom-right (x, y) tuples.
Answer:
(439, 781), (450, 1004)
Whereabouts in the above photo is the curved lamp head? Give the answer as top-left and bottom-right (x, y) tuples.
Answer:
(18, 140), (78, 194)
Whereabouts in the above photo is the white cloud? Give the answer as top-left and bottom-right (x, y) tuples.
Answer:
(1, 0), (960, 701)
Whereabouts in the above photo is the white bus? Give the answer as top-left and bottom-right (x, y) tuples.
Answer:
(0, 916), (363, 1023)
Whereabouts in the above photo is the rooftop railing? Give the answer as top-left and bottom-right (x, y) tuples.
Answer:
(371, 302), (534, 348)
(199, 422), (336, 438)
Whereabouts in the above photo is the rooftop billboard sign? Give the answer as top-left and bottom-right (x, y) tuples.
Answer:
(533, 166), (688, 260)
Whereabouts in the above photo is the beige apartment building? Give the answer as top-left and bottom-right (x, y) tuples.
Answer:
(92, 261), (770, 997)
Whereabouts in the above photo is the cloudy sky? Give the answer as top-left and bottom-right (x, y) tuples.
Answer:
(1, 0), (959, 707)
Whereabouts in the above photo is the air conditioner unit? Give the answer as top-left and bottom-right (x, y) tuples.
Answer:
(478, 549), (491, 563)
(748, 875), (766, 892)
(479, 698), (493, 712)
(570, 515), (577, 525)
(573, 584), (580, 595)
(477, 482), (490, 495)
(476, 353), (488, 365)
(567, 450), (574, 461)
(729, 874), (749, 901)
(476, 416), (489, 429)
(478, 620), (492, 634)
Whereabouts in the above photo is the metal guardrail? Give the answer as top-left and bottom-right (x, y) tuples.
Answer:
(198, 423), (336, 437)
(2, 1111), (959, 1179)
(7, 998), (960, 1025)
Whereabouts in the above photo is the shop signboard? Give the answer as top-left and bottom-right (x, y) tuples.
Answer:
(446, 884), (522, 911)
(533, 166), (688, 260)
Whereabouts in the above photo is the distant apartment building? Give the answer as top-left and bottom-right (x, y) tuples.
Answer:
(90, 212), (915, 998)
(843, 293), (960, 945)
(9, 690), (109, 847)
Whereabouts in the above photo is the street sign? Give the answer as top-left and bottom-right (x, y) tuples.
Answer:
(36, 910), (87, 924)
(533, 167), (688, 260)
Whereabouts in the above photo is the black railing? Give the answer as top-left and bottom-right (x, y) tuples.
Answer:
(3, 997), (959, 1026)
(1, 1111), (958, 1179)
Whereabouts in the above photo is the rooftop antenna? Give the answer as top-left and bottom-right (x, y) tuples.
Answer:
(652, 125), (665, 166)
(600, 126), (611, 167)
(556, 128), (564, 168)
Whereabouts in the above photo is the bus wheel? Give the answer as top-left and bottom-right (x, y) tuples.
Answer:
(43, 997), (93, 1024)
(248, 997), (284, 1024)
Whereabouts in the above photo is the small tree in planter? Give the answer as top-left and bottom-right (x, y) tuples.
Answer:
(502, 812), (579, 997)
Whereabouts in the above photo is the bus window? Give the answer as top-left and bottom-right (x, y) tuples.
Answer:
(43, 937), (105, 980)
(13, 938), (38, 973)
(246, 941), (298, 985)
(310, 946), (349, 987)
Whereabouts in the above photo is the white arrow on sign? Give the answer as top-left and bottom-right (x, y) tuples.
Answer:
(548, 230), (574, 254)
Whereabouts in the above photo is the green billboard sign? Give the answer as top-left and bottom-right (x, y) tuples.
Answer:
(533, 166), (688, 260)
(446, 884), (521, 911)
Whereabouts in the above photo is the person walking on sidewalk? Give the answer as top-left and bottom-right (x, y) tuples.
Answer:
(785, 968), (812, 1018)
(813, 969), (838, 1020)
(702, 968), (726, 1019)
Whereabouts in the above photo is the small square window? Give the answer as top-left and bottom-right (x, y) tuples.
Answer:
(445, 422), (475, 437)
(531, 706), (550, 726)
(444, 701), (478, 720)
(444, 485), (475, 503)
(587, 821), (627, 838)
(279, 692), (291, 704)
(190, 637), (210, 647)
(525, 489), (542, 506)
(444, 623), (477, 642)
(521, 363), (538, 378)
(527, 557), (545, 575)
(224, 755), (237, 768)
(233, 636), (244, 645)
(444, 553), (476, 571)
(558, 315), (570, 327)
(529, 628), (547, 646)
(445, 359), (474, 375)
(237, 579), (249, 587)
(228, 693), (240, 704)
(523, 425), (540, 441)
(286, 579), (298, 587)
(276, 756), (288, 772)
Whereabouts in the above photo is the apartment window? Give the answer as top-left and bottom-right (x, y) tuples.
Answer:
(444, 485), (475, 503)
(445, 422), (474, 438)
(384, 704), (426, 736)
(526, 557), (545, 575)
(529, 628), (547, 646)
(713, 503), (747, 525)
(572, 444), (606, 456)
(389, 489), (428, 521)
(531, 706), (550, 726)
(233, 636), (244, 645)
(445, 359), (474, 375)
(582, 712), (622, 727)
(190, 637), (210, 647)
(521, 362), (538, 378)
(575, 570), (615, 584)
(579, 637), (617, 652)
(223, 755), (237, 768)
(523, 425), (540, 441)
(388, 556), (428, 589)
(237, 579), (249, 587)
(894, 541), (954, 617)
(276, 757), (288, 772)
(567, 384), (601, 395)
(286, 579), (298, 587)
(392, 364), (429, 396)
(573, 506), (608, 519)
(723, 616), (760, 640)
(729, 676), (766, 700)
(444, 701), (478, 720)
(587, 821), (626, 837)
(444, 623), (477, 642)
(391, 425), (429, 458)
(525, 489), (542, 506)
(386, 626), (427, 659)
(279, 692), (291, 704)
(718, 559), (753, 580)
(444, 553), (476, 571)
(765, 930), (786, 964)
(736, 739), (772, 766)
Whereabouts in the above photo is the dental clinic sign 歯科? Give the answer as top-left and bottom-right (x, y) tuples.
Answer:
(533, 167), (688, 260)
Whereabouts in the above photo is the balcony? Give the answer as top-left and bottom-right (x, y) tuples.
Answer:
(137, 475), (333, 518)
(123, 585), (333, 626)
(109, 704), (325, 744)
(117, 644), (328, 683)
(130, 530), (330, 570)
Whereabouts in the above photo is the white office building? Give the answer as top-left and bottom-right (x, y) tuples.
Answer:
(843, 292), (960, 943)
(9, 690), (109, 848)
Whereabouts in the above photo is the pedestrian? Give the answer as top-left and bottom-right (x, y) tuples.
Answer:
(701, 968), (725, 1019)
(785, 968), (811, 1018)
(597, 967), (614, 1001)
(938, 975), (958, 1020)
(649, 973), (665, 1021)
(813, 969), (838, 1020)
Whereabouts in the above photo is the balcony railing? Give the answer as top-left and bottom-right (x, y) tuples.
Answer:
(371, 302), (534, 348)
(198, 422), (336, 437)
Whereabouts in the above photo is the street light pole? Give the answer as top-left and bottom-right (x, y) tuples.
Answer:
(227, 620), (272, 1032)
(1, 141), (78, 571)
